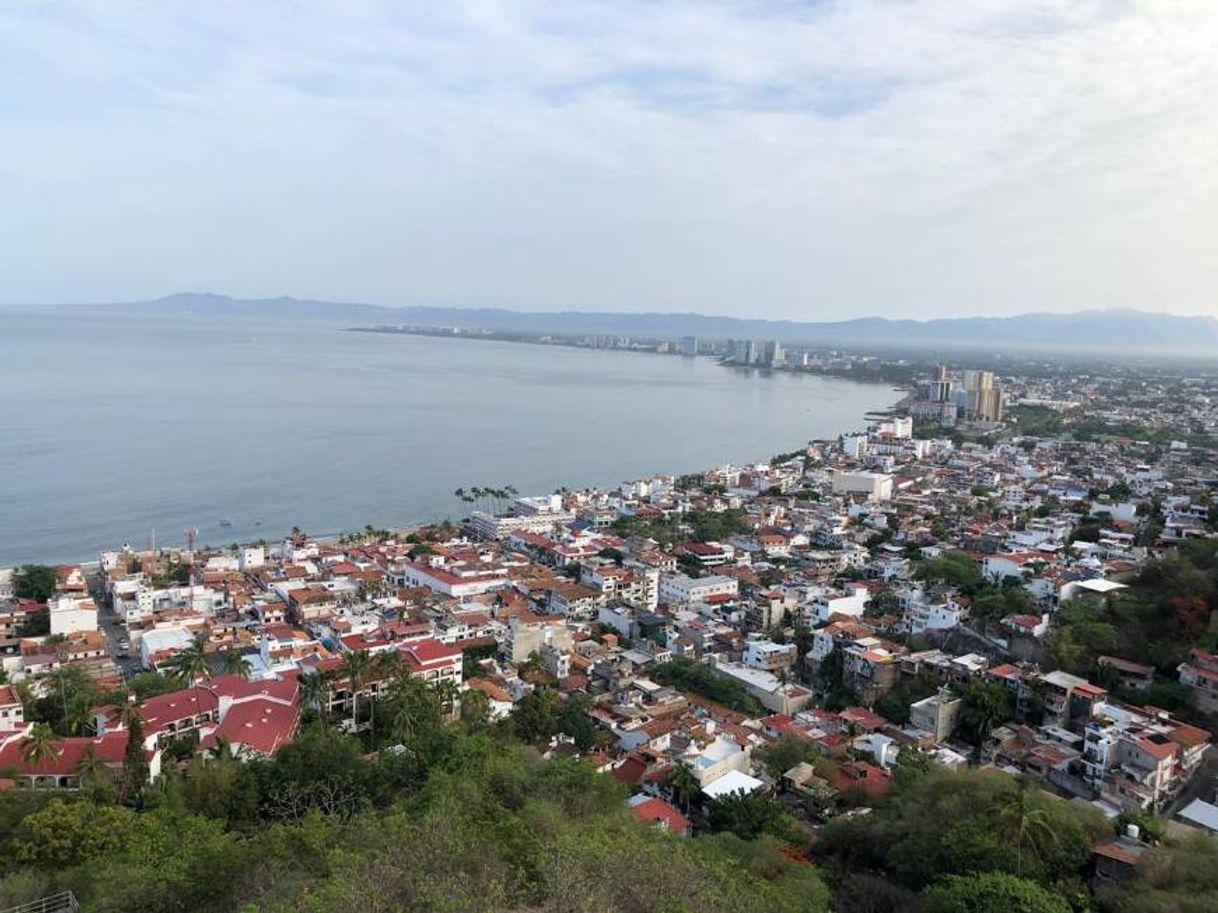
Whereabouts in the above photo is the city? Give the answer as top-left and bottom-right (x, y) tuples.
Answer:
(5, 2), (1218, 911)
(3, 358), (1218, 910)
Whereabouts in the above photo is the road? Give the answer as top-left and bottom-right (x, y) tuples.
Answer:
(89, 572), (142, 680)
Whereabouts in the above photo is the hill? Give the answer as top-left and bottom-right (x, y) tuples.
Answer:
(24, 292), (1218, 354)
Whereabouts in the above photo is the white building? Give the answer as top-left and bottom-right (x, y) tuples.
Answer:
(808, 584), (870, 624)
(830, 470), (893, 501)
(902, 596), (965, 635)
(658, 573), (739, 606)
(48, 595), (98, 636)
(238, 546), (266, 571)
(743, 639), (797, 672)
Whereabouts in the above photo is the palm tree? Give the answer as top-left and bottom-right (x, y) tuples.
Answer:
(669, 761), (701, 814)
(374, 650), (404, 683)
(22, 722), (61, 772)
(75, 744), (110, 789)
(168, 632), (210, 683)
(386, 675), (441, 747)
(65, 695), (95, 736)
(994, 776), (1058, 877)
(116, 693), (144, 730)
(340, 650), (372, 729)
(459, 688), (491, 729)
(219, 650), (253, 679)
(298, 669), (331, 718)
(433, 679), (460, 719)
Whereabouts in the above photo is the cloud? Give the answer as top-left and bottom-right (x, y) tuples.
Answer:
(1, 0), (1216, 318)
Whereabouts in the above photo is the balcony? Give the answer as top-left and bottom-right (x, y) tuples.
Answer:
(0, 893), (79, 913)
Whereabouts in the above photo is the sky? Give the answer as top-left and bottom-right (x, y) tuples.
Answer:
(2, 1), (1217, 320)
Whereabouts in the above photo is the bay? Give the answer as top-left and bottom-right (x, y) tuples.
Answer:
(0, 311), (895, 565)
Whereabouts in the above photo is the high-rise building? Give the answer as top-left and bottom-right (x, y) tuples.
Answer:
(960, 369), (1003, 421)
(680, 336), (698, 357)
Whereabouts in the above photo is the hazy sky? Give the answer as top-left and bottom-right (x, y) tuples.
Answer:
(3, 1), (1217, 319)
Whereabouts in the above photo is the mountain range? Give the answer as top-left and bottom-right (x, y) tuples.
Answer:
(26, 292), (1218, 355)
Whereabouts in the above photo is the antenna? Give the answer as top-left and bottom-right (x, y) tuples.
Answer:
(184, 527), (198, 613)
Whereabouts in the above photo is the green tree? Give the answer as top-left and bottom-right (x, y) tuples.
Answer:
(298, 669), (332, 719)
(669, 761), (701, 813)
(512, 687), (559, 744)
(340, 649), (372, 729)
(74, 744), (112, 791)
(167, 632), (210, 683)
(119, 711), (149, 804)
(993, 776), (1058, 877)
(218, 649), (252, 679)
(706, 789), (802, 843)
(14, 799), (134, 868)
(960, 682), (1014, 751)
(21, 722), (61, 770)
(13, 565), (58, 602)
(922, 872), (1071, 913)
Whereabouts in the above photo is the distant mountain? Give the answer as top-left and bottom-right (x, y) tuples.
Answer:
(29, 293), (1218, 354)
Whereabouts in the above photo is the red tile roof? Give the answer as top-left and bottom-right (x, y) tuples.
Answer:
(0, 730), (131, 777)
(630, 797), (691, 834)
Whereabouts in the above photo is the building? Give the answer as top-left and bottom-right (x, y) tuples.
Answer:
(48, 594), (98, 636)
(468, 506), (575, 540)
(830, 470), (893, 501)
(960, 369), (1004, 422)
(628, 795), (691, 836)
(1082, 701), (1211, 812)
(658, 573), (738, 606)
(393, 559), (509, 598)
(0, 684), (24, 732)
(909, 688), (962, 742)
(1177, 648), (1218, 714)
(0, 729), (162, 790)
(743, 638), (797, 672)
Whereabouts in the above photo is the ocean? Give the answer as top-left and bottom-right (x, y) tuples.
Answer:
(0, 311), (895, 565)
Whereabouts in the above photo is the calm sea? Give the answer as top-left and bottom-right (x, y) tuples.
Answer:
(0, 311), (895, 565)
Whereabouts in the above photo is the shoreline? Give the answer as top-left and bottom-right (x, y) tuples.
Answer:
(349, 324), (922, 390)
(2, 391), (905, 571)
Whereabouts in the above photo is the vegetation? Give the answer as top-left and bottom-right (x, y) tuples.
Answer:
(1096, 832), (1218, 912)
(12, 565), (58, 603)
(923, 872), (1072, 913)
(815, 766), (1108, 910)
(610, 509), (751, 547)
(0, 713), (829, 913)
(651, 658), (765, 715)
(1048, 538), (1218, 677)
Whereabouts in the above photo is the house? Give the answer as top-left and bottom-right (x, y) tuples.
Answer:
(0, 729), (161, 790)
(0, 685), (25, 733)
(1002, 613), (1050, 639)
(701, 769), (766, 799)
(1082, 701), (1212, 813)
(47, 594), (98, 636)
(628, 795), (691, 836)
(832, 760), (891, 802)
(1098, 655), (1155, 692)
(1092, 831), (1150, 889)
(1178, 649), (1218, 714)
(909, 688), (962, 742)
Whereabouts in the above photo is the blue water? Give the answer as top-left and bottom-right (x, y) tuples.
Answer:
(0, 311), (894, 565)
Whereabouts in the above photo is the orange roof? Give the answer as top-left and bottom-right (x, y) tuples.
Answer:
(630, 797), (691, 833)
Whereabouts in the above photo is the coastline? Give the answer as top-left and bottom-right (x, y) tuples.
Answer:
(2, 385), (904, 571)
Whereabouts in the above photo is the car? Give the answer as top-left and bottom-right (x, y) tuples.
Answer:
(118, 639), (130, 650)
